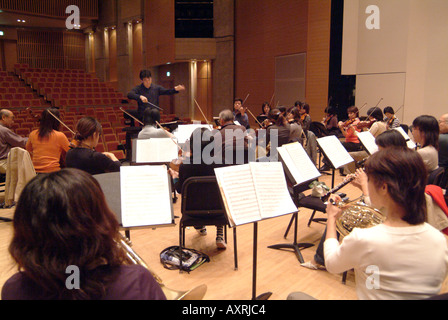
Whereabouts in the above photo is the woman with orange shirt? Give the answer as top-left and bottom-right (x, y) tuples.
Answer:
(338, 106), (362, 152)
(26, 108), (70, 173)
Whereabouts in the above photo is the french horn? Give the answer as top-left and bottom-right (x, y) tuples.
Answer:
(118, 233), (207, 300)
(334, 197), (386, 237)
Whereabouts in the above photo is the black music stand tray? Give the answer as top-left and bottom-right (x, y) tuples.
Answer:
(267, 210), (313, 264)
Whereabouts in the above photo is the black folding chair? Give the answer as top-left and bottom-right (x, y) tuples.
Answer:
(179, 176), (238, 270)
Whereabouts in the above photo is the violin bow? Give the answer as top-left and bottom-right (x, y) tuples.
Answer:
(193, 99), (213, 127)
(120, 107), (144, 126)
(47, 109), (75, 136)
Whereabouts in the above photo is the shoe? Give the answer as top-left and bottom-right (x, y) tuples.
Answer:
(300, 261), (326, 270)
(319, 164), (331, 172)
(195, 226), (207, 236)
(216, 236), (227, 249)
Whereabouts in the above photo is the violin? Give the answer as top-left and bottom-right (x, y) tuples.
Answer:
(339, 118), (357, 129)
(355, 119), (376, 130)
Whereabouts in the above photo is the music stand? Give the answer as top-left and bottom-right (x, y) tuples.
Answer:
(316, 136), (354, 189)
(214, 162), (297, 300)
(94, 168), (175, 240)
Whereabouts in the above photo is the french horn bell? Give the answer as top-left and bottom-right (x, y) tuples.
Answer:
(335, 198), (386, 237)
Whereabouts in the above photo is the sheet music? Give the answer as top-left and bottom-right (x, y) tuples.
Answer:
(277, 142), (321, 185)
(135, 138), (178, 163)
(317, 135), (354, 169)
(120, 166), (173, 227)
(173, 124), (213, 144)
(249, 162), (297, 219)
(214, 164), (262, 226)
(394, 127), (417, 149)
(356, 131), (378, 155)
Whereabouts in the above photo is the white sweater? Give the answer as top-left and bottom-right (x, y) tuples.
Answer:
(324, 223), (448, 300)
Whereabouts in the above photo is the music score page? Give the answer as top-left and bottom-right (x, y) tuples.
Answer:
(277, 142), (321, 185)
(214, 162), (297, 226)
(120, 165), (173, 227)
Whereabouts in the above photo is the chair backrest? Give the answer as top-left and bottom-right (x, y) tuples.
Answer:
(428, 167), (446, 187)
(181, 176), (225, 216)
(309, 121), (329, 138)
(400, 124), (409, 134)
(5, 147), (36, 206)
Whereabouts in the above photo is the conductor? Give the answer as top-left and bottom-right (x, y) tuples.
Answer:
(126, 69), (185, 125)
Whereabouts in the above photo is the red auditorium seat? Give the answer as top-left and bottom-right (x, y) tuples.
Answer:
(105, 141), (118, 152)
(103, 134), (117, 143)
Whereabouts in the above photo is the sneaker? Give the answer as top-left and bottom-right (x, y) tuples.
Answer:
(216, 236), (227, 249)
(195, 226), (207, 236)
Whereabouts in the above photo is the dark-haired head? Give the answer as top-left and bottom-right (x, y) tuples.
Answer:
(325, 106), (337, 115)
(268, 108), (286, 126)
(412, 115), (439, 149)
(74, 117), (102, 141)
(38, 108), (61, 139)
(347, 106), (359, 117)
(139, 69), (152, 80)
(375, 130), (407, 149)
(367, 107), (383, 122)
(261, 102), (271, 114)
(383, 106), (395, 115)
(143, 108), (161, 126)
(364, 147), (427, 225)
(9, 168), (125, 299)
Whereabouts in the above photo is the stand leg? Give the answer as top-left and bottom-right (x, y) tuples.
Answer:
(0, 217), (12, 222)
(252, 222), (272, 300)
(268, 212), (314, 264)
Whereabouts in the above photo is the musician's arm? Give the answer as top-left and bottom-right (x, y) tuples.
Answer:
(127, 86), (141, 101)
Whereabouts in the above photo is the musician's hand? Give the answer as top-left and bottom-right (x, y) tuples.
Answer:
(175, 84), (185, 91)
(168, 168), (179, 179)
(326, 194), (342, 221)
(102, 152), (119, 162)
(140, 95), (148, 103)
(351, 168), (368, 195)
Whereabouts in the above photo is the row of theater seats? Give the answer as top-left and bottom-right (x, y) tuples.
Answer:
(0, 70), (48, 109)
(14, 64), (127, 109)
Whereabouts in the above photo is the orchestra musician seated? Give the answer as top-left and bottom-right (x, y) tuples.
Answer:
(412, 115), (440, 173)
(26, 108), (70, 173)
(256, 102), (271, 127)
(286, 107), (303, 144)
(1, 168), (166, 300)
(138, 108), (174, 139)
(169, 127), (227, 249)
(65, 117), (121, 175)
(233, 98), (250, 129)
(383, 106), (401, 129)
(292, 147), (448, 300)
(0, 109), (28, 174)
(301, 130), (408, 271)
(213, 109), (249, 165)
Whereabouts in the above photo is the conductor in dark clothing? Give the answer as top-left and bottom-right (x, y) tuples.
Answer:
(126, 69), (185, 125)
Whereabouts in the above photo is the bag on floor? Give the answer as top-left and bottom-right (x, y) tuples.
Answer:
(160, 246), (210, 272)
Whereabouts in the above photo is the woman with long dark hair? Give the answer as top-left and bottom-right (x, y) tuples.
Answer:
(25, 108), (70, 173)
(1, 168), (166, 300)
